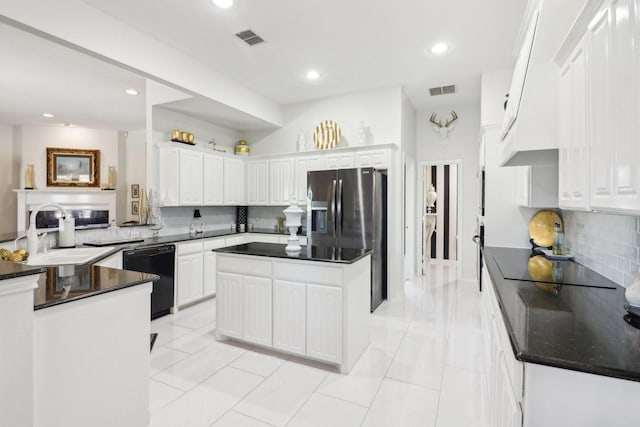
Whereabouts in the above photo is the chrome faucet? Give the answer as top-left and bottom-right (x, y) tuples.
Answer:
(27, 203), (72, 255)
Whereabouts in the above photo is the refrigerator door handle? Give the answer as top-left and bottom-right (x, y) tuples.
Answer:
(337, 179), (343, 239)
(331, 179), (337, 237)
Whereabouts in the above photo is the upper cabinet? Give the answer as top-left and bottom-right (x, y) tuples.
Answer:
(203, 154), (224, 205)
(246, 160), (269, 205)
(158, 144), (395, 207)
(223, 157), (246, 205)
(556, 0), (640, 213)
(558, 38), (588, 210)
(270, 158), (294, 205)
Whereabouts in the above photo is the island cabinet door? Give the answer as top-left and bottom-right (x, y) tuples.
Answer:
(306, 284), (343, 363)
(273, 280), (306, 355)
(243, 276), (272, 346)
(216, 272), (244, 339)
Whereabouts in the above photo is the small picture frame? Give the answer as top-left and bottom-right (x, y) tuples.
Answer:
(131, 184), (140, 199)
(131, 201), (139, 216)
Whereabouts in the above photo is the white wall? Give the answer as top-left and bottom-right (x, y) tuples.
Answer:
(17, 125), (118, 190)
(245, 87), (402, 154)
(416, 103), (480, 282)
(401, 91), (417, 279)
(123, 129), (146, 223)
(0, 125), (18, 234)
(483, 126), (536, 248)
(246, 86), (407, 300)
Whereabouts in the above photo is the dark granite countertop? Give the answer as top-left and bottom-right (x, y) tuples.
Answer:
(33, 264), (159, 310)
(214, 242), (372, 264)
(484, 246), (640, 382)
(0, 260), (45, 281)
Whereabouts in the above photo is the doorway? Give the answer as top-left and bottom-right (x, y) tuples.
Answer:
(420, 162), (459, 274)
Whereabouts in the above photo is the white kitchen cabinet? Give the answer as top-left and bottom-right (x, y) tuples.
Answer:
(203, 154), (224, 205)
(587, 0), (640, 212)
(246, 160), (269, 205)
(175, 241), (204, 307)
(273, 280), (306, 355)
(558, 39), (588, 210)
(179, 149), (204, 205)
(355, 149), (390, 169)
(242, 276), (272, 346)
(294, 155), (324, 202)
(223, 157), (246, 205)
(157, 146), (180, 206)
(306, 283), (343, 364)
(216, 272), (243, 339)
(270, 158), (294, 205)
(515, 165), (558, 208)
(325, 152), (355, 169)
(203, 237), (226, 297)
(481, 266), (523, 427)
(216, 253), (370, 373)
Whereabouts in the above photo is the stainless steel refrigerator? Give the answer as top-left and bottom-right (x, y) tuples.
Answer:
(306, 167), (387, 311)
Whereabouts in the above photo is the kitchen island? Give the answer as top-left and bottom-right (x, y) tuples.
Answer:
(214, 242), (372, 374)
(0, 260), (157, 427)
(483, 246), (640, 426)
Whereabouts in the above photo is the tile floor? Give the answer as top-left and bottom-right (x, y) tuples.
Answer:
(149, 263), (488, 426)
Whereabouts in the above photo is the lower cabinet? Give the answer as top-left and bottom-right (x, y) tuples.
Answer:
(482, 267), (523, 427)
(273, 280), (306, 355)
(306, 284), (342, 363)
(243, 276), (272, 346)
(216, 272), (244, 339)
(176, 241), (204, 307)
(216, 253), (370, 373)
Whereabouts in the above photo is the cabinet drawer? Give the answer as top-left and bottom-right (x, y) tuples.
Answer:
(273, 260), (342, 286)
(176, 241), (203, 256)
(217, 254), (272, 277)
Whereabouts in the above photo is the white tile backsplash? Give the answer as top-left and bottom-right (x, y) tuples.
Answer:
(564, 210), (640, 287)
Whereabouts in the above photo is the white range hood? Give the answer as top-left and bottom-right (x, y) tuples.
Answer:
(499, 0), (586, 167)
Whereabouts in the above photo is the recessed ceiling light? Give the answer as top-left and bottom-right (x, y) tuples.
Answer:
(431, 43), (448, 54)
(306, 70), (320, 80)
(125, 88), (139, 95)
(212, 0), (233, 8)
(42, 113), (54, 118)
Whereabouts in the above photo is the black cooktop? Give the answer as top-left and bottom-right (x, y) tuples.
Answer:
(491, 248), (617, 289)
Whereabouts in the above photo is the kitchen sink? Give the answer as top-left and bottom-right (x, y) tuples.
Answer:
(26, 247), (115, 266)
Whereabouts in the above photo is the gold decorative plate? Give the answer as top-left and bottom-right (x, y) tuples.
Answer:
(528, 210), (562, 248)
(527, 255), (553, 282)
(314, 120), (341, 150)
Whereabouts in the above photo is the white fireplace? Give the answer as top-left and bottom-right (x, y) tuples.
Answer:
(14, 189), (116, 232)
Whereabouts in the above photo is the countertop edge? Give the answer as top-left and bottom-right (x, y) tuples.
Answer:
(34, 268), (159, 311)
(214, 244), (373, 264)
(483, 246), (640, 383)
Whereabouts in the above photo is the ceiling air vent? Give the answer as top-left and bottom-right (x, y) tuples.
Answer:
(429, 84), (456, 96)
(235, 29), (265, 46)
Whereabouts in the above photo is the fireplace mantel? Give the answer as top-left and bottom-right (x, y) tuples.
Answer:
(14, 189), (116, 232)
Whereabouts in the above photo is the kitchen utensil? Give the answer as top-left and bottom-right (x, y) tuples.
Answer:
(528, 210), (562, 248)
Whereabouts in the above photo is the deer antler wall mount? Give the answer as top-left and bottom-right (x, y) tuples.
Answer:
(428, 111), (458, 143)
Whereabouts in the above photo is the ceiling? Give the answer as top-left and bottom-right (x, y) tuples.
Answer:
(1, 1), (526, 131)
(0, 23), (147, 130)
(82, 0), (526, 110)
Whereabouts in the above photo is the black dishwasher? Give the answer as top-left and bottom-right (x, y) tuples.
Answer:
(123, 244), (175, 320)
